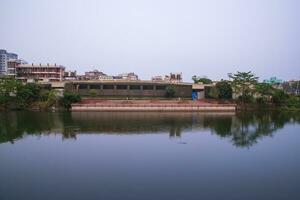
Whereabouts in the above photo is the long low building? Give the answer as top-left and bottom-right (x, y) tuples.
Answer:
(65, 80), (192, 98)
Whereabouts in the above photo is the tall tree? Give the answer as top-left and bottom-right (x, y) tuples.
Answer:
(192, 76), (212, 84)
(216, 80), (232, 99)
(229, 71), (258, 104)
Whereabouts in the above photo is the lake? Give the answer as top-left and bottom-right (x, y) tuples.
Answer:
(0, 111), (300, 200)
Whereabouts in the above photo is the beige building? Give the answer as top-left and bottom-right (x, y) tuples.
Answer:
(16, 63), (65, 82)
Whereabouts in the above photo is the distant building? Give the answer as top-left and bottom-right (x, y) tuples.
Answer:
(6, 59), (23, 77)
(0, 49), (18, 75)
(151, 75), (164, 82)
(16, 63), (65, 82)
(116, 72), (139, 81)
(79, 69), (107, 80)
(152, 73), (183, 83)
(64, 70), (77, 80)
(282, 80), (300, 95)
(263, 77), (283, 85)
(99, 75), (114, 80)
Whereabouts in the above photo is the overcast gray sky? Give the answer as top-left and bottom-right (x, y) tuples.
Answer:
(1, 0), (299, 81)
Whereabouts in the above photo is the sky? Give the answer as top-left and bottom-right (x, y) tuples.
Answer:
(0, 0), (299, 82)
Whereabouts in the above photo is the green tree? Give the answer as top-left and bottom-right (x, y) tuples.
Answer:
(192, 76), (212, 84)
(272, 89), (287, 105)
(46, 90), (59, 106)
(62, 93), (81, 109)
(165, 85), (176, 98)
(16, 83), (40, 107)
(255, 83), (274, 96)
(0, 78), (22, 106)
(216, 80), (232, 99)
(229, 71), (258, 104)
(208, 87), (219, 99)
(255, 82), (274, 104)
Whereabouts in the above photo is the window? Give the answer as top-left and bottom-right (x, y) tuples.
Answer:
(103, 85), (114, 89)
(156, 85), (166, 90)
(116, 85), (128, 90)
(90, 84), (101, 89)
(79, 84), (88, 89)
(129, 85), (141, 90)
(143, 85), (154, 90)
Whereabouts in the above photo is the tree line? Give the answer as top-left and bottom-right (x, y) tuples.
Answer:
(0, 77), (80, 110)
(193, 71), (300, 109)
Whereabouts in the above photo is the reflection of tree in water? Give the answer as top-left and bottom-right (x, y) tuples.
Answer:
(1, 111), (300, 147)
(208, 111), (299, 148)
(0, 112), (63, 143)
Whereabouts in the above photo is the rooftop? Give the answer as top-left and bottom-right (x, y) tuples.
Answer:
(18, 63), (65, 68)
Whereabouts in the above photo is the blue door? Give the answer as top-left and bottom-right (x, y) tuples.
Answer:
(192, 91), (198, 100)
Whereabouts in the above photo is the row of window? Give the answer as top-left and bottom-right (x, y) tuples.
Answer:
(78, 84), (167, 90)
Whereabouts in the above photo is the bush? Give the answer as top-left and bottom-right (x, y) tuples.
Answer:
(272, 90), (287, 105)
(209, 87), (219, 99)
(286, 96), (300, 108)
(237, 94), (254, 104)
(89, 89), (97, 97)
(165, 85), (176, 98)
(256, 96), (267, 104)
(216, 81), (232, 99)
(62, 93), (81, 109)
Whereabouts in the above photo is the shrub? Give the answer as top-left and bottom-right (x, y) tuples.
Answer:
(165, 85), (176, 98)
(62, 93), (81, 109)
(209, 87), (220, 99)
(272, 90), (287, 105)
(216, 81), (232, 99)
(89, 89), (97, 97)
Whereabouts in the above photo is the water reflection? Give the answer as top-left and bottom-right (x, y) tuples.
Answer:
(1, 111), (299, 147)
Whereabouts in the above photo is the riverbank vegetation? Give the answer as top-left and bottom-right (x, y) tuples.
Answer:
(0, 77), (81, 110)
(196, 71), (300, 110)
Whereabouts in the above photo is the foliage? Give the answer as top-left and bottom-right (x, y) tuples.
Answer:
(0, 78), (20, 105)
(255, 83), (274, 96)
(192, 76), (212, 84)
(271, 89), (287, 105)
(229, 71), (258, 104)
(216, 80), (232, 99)
(208, 87), (219, 99)
(89, 89), (97, 97)
(62, 92), (81, 109)
(286, 96), (300, 108)
(42, 90), (59, 106)
(165, 85), (176, 98)
(0, 78), (41, 108)
(16, 83), (40, 107)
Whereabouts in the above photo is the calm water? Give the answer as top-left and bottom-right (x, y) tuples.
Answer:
(0, 111), (300, 200)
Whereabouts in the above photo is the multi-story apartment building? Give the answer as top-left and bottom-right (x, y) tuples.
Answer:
(0, 49), (18, 75)
(16, 63), (65, 82)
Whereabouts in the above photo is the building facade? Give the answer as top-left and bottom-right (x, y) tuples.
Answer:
(65, 80), (192, 98)
(16, 63), (65, 82)
(0, 49), (18, 75)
